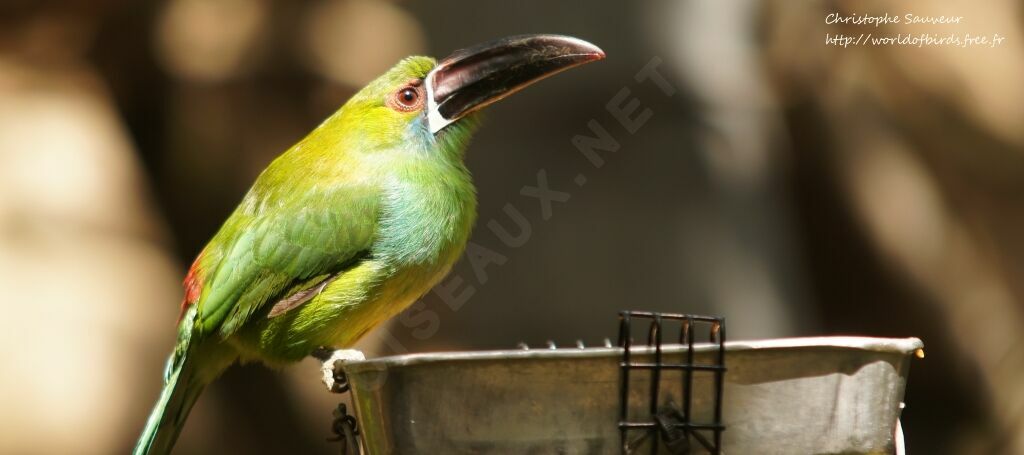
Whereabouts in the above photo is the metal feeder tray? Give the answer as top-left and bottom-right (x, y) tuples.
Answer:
(334, 335), (922, 454)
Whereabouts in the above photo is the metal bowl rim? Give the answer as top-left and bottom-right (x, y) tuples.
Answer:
(342, 336), (923, 373)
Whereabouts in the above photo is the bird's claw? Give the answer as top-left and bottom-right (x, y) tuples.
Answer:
(315, 348), (365, 393)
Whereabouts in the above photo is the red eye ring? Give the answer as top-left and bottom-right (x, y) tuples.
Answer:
(387, 84), (423, 112)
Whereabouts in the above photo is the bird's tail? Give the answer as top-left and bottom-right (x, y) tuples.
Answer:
(133, 341), (206, 455)
(134, 305), (231, 455)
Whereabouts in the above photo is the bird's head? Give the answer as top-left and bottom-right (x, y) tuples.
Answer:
(337, 34), (604, 156)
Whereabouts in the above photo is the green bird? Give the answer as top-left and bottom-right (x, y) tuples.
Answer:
(134, 34), (604, 454)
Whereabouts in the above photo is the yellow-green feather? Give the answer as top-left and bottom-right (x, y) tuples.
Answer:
(136, 56), (481, 455)
(194, 55), (479, 361)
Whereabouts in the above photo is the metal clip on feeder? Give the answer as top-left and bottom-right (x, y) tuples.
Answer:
(617, 311), (727, 454)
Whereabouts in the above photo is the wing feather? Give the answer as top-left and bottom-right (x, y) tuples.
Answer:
(194, 183), (378, 337)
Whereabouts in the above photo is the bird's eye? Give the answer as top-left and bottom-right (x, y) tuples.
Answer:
(387, 85), (423, 112)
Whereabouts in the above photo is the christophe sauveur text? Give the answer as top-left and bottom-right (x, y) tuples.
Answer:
(826, 12), (963, 26)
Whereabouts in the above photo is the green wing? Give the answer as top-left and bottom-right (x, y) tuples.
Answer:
(195, 183), (379, 338)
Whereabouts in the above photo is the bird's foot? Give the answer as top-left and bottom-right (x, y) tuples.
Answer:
(313, 347), (365, 393)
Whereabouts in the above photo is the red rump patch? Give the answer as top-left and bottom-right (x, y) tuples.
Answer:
(179, 251), (205, 322)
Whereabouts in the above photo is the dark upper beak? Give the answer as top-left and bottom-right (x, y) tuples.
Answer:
(425, 34), (605, 134)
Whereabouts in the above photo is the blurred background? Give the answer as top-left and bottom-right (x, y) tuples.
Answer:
(1, 0), (1022, 453)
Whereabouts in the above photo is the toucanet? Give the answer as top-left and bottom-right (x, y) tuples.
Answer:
(134, 34), (604, 454)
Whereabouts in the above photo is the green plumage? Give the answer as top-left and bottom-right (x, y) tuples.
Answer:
(135, 33), (604, 454)
(135, 57), (478, 455)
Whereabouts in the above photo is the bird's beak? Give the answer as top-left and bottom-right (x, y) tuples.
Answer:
(425, 34), (605, 134)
